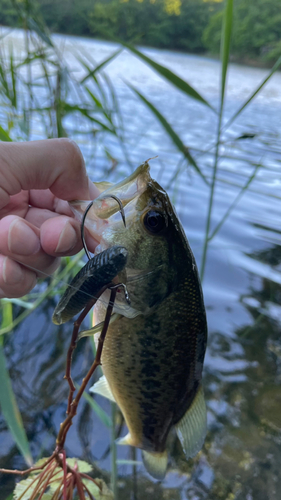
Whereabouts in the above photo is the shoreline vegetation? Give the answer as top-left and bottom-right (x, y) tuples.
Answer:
(0, 0), (280, 68)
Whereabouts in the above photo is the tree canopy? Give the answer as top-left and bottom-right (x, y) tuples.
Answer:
(0, 0), (280, 63)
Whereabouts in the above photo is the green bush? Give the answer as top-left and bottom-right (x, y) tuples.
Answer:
(203, 0), (281, 62)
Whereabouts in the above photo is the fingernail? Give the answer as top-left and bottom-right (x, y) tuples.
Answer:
(55, 222), (78, 253)
(3, 257), (24, 285)
(8, 219), (40, 255)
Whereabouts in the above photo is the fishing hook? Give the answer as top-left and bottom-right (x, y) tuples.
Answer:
(81, 195), (126, 261)
(109, 282), (131, 305)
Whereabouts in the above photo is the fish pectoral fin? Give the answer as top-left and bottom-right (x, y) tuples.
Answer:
(141, 450), (168, 481)
(175, 385), (207, 459)
(78, 313), (121, 340)
(89, 376), (116, 403)
(116, 433), (134, 446)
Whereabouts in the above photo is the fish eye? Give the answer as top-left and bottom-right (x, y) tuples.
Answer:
(143, 210), (166, 234)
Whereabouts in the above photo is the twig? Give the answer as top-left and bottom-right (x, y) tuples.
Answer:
(56, 287), (117, 449)
(65, 284), (110, 413)
(0, 452), (56, 476)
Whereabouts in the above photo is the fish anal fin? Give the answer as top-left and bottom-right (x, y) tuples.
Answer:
(175, 385), (207, 459)
(116, 433), (135, 446)
(142, 450), (168, 481)
(89, 376), (116, 403)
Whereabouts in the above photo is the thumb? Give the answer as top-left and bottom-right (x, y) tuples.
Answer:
(0, 139), (99, 209)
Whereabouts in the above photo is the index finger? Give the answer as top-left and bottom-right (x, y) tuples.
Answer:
(0, 138), (100, 209)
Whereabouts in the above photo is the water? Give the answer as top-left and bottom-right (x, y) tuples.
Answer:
(0, 30), (281, 499)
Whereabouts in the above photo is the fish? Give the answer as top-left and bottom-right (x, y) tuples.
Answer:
(70, 160), (208, 480)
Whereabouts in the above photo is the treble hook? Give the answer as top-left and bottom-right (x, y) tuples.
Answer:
(81, 195), (126, 261)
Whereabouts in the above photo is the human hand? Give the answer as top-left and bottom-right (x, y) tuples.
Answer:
(0, 139), (100, 298)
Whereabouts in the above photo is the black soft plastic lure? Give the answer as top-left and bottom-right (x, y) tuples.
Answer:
(52, 246), (128, 325)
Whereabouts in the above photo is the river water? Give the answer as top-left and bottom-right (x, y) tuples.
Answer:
(0, 30), (281, 500)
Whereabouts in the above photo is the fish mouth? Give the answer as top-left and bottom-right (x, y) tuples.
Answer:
(69, 160), (151, 249)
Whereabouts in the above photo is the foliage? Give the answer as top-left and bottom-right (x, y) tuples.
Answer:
(13, 458), (113, 500)
(203, 0), (281, 62)
(0, 0), (221, 53)
(1, 0), (280, 62)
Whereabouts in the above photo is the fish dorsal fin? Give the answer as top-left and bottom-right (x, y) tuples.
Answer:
(175, 385), (207, 459)
(141, 450), (168, 481)
(90, 376), (116, 402)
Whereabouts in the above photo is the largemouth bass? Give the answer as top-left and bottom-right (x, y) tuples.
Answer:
(70, 161), (208, 480)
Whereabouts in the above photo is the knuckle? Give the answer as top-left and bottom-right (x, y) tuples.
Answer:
(58, 138), (85, 173)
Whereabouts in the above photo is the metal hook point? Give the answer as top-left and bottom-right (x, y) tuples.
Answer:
(103, 194), (126, 228)
(81, 201), (94, 261)
(81, 195), (126, 261)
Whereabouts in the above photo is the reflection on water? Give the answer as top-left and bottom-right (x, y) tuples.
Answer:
(0, 33), (280, 499)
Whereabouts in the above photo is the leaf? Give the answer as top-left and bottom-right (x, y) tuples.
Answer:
(0, 126), (12, 142)
(83, 478), (114, 500)
(128, 84), (208, 185)
(220, 0), (233, 107)
(209, 164), (260, 241)
(66, 458), (92, 473)
(80, 386), (112, 428)
(61, 104), (116, 134)
(80, 49), (122, 84)
(123, 43), (215, 112)
(225, 55), (281, 129)
(13, 476), (42, 500)
(27, 18), (54, 47)
(9, 51), (17, 109)
(0, 337), (32, 466)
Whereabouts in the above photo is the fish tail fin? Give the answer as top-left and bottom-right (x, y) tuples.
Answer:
(175, 384), (207, 459)
(141, 449), (168, 480)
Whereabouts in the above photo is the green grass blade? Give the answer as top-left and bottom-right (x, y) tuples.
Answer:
(9, 51), (17, 109)
(81, 387), (112, 428)
(225, 55), (281, 129)
(209, 164), (260, 241)
(110, 403), (117, 500)
(79, 49), (122, 84)
(62, 103), (116, 134)
(220, 0), (233, 107)
(123, 43), (215, 112)
(200, 0), (233, 281)
(128, 84), (208, 184)
(0, 334), (32, 466)
(27, 17), (54, 47)
(0, 126), (12, 141)
(1, 298), (33, 309)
